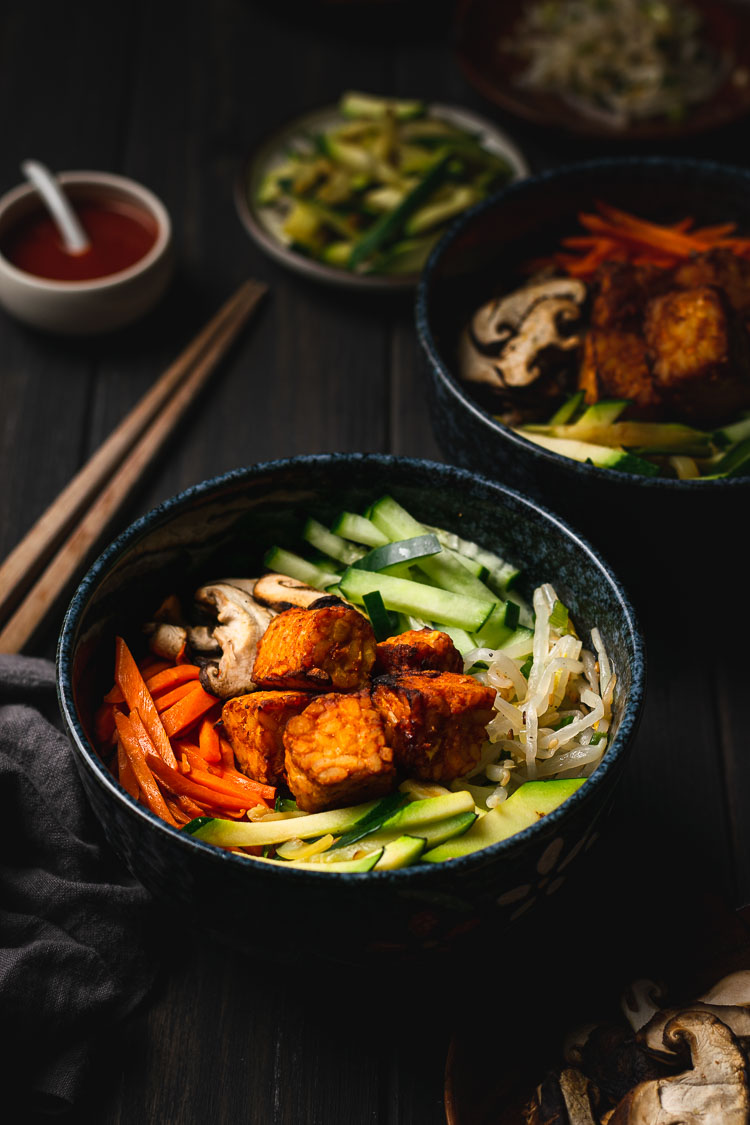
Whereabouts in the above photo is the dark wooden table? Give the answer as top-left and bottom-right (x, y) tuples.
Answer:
(3, 2), (750, 1121)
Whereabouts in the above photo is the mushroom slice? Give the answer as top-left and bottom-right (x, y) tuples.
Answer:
(471, 277), (587, 348)
(253, 572), (332, 612)
(143, 594), (188, 660)
(609, 1010), (750, 1124)
(698, 971), (750, 1008)
(621, 979), (668, 1033)
(523, 1067), (599, 1124)
(192, 581), (273, 698)
(639, 1004), (750, 1060)
(495, 297), (583, 388)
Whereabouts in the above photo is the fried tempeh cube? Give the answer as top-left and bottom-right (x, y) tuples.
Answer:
(374, 628), (463, 676)
(371, 671), (495, 782)
(221, 690), (311, 786)
(252, 603), (376, 693)
(283, 691), (396, 813)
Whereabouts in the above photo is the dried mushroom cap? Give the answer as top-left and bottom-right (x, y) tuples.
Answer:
(608, 1010), (750, 1124)
(143, 593), (188, 660)
(639, 1003), (750, 1059)
(698, 971), (750, 1008)
(621, 979), (668, 1033)
(460, 276), (586, 392)
(192, 580), (274, 698)
(252, 572), (329, 611)
(524, 1067), (599, 1125)
(471, 276), (588, 347)
(497, 297), (583, 387)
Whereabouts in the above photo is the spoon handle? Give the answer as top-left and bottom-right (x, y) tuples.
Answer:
(21, 160), (91, 255)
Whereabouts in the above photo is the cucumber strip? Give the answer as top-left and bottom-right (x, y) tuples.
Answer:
(329, 790), (409, 849)
(713, 414), (750, 447)
(347, 152), (452, 269)
(362, 589), (399, 641)
(185, 796), (392, 848)
(352, 533), (441, 573)
(405, 183), (479, 236)
(473, 601), (520, 649)
(524, 420), (710, 455)
(574, 399), (631, 428)
(253, 850), (383, 873)
(374, 835), (426, 870)
(702, 436), (750, 479)
(518, 432), (660, 477)
(423, 523), (521, 594)
(338, 91), (426, 121)
(302, 517), (366, 565)
(548, 391), (585, 425)
(338, 568), (496, 633)
(436, 624), (476, 656)
(379, 790), (476, 831)
(369, 496), (500, 602)
(331, 511), (389, 547)
(262, 546), (340, 589)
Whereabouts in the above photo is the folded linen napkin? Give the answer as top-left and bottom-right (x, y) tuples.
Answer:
(0, 654), (158, 1115)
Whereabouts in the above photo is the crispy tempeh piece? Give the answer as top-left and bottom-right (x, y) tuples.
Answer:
(371, 671), (495, 782)
(252, 603), (376, 692)
(374, 628), (463, 676)
(221, 689), (312, 786)
(283, 691), (396, 813)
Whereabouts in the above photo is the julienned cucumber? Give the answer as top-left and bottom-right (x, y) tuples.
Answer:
(263, 546), (340, 589)
(339, 567), (496, 633)
(368, 495), (503, 604)
(348, 152), (453, 269)
(352, 533), (441, 573)
(185, 795), (392, 847)
(302, 517), (365, 566)
(331, 511), (389, 547)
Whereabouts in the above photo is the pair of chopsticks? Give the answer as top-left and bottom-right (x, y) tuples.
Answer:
(0, 278), (268, 655)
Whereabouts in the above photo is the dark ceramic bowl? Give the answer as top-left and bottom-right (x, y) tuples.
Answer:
(415, 157), (750, 607)
(57, 454), (644, 967)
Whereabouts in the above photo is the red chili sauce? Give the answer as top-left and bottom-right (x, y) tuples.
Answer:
(1, 199), (158, 282)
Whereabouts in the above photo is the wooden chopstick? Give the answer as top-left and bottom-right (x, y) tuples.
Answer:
(0, 280), (262, 627)
(0, 278), (268, 654)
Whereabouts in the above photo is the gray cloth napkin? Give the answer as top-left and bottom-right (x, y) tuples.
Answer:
(0, 654), (158, 1115)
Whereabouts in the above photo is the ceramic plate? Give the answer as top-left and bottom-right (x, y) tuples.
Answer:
(234, 102), (530, 292)
(454, 0), (750, 142)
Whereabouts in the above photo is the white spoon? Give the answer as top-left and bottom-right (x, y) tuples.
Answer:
(21, 159), (91, 255)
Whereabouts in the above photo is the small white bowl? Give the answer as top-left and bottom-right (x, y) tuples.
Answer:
(0, 170), (174, 335)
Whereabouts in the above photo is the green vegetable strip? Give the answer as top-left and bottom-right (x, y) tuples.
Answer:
(347, 152), (453, 269)
(362, 589), (397, 641)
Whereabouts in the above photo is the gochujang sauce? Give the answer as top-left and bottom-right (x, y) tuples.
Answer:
(1, 199), (158, 281)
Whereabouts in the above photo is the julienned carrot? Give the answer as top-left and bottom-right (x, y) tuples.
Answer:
(155, 680), (204, 713)
(114, 637), (178, 768)
(590, 202), (713, 254)
(145, 750), (251, 812)
(182, 764), (271, 808)
(146, 664), (201, 694)
(160, 683), (220, 738)
(114, 711), (178, 825)
(117, 739), (140, 800)
(198, 716), (222, 764)
(180, 745), (276, 800)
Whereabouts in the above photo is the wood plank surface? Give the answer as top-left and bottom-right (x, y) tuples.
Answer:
(2, 0), (749, 1122)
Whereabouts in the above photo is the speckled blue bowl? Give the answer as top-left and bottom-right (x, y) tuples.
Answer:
(57, 454), (644, 966)
(415, 158), (750, 607)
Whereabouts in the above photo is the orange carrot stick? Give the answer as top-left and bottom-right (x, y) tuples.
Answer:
(160, 683), (219, 738)
(114, 637), (178, 767)
(155, 680), (203, 712)
(145, 751), (251, 812)
(114, 711), (178, 825)
(219, 736), (236, 769)
(117, 739), (140, 799)
(146, 663), (202, 694)
(181, 747), (276, 801)
(198, 717), (222, 764)
(181, 765), (271, 808)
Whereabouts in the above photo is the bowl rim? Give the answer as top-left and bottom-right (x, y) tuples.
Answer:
(415, 154), (750, 492)
(56, 452), (646, 884)
(0, 170), (172, 292)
